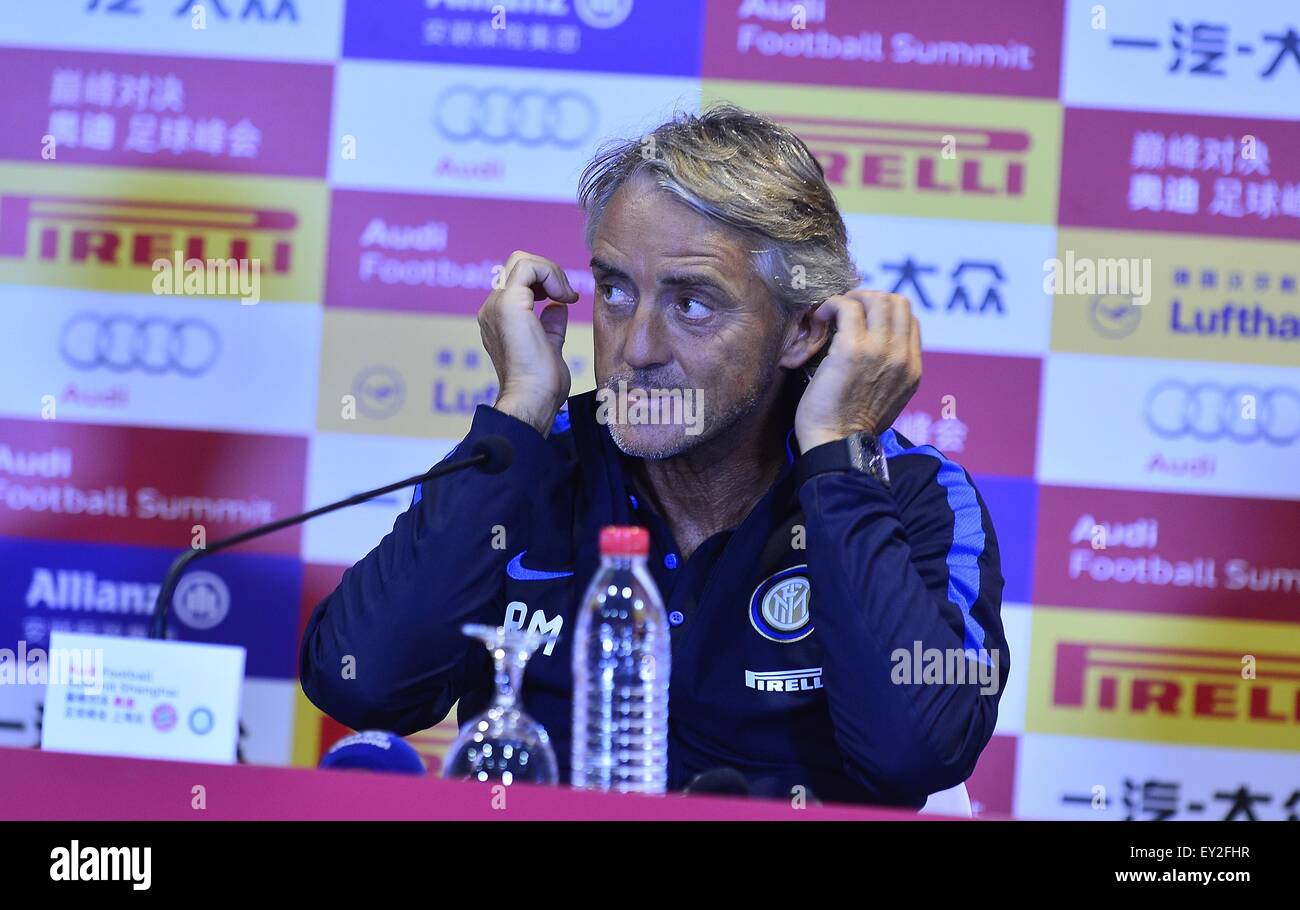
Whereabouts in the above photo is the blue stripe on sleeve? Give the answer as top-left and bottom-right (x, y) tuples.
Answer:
(880, 429), (989, 660)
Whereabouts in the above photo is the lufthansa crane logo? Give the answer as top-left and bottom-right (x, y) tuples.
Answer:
(750, 566), (813, 643)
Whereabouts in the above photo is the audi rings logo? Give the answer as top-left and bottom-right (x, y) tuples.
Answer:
(1145, 381), (1300, 445)
(434, 86), (598, 148)
(574, 0), (634, 29)
(59, 313), (221, 376)
(173, 571), (232, 631)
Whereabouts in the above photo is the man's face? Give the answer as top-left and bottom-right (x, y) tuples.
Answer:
(590, 172), (792, 459)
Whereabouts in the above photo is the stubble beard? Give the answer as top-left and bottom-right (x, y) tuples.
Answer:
(603, 356), (782, 461)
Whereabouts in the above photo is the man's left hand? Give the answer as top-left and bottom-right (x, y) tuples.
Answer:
(794, 290), (922, 452)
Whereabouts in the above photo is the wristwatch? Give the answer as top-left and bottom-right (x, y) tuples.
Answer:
(845, 430), (891, 487)
(794, 430), (891, 488)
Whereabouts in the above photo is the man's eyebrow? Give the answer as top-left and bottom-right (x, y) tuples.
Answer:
(589, 257), (629, 281)
(590, 257), (733, 295)
(660, 271), (730, 294)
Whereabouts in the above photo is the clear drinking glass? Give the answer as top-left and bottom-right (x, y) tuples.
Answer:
(442, 624), (558, 786)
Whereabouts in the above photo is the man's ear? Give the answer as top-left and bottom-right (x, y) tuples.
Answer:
(778, 303), (831, 371)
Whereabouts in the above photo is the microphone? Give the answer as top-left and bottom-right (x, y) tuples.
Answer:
(468, 434), (515, 475)
(148, 434), (515, 639)
(318, 731), (427, 775)
(684, 767), (751, 797)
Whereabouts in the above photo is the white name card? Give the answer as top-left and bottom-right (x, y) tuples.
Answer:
(41, 632), (245, 765)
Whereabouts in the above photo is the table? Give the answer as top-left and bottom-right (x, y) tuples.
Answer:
(0, 746), (954, 821)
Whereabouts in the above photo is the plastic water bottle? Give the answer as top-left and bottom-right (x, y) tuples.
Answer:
(571, 525), (671, 793)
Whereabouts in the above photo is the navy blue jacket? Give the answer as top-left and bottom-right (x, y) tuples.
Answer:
(299, 376), (1008, 807)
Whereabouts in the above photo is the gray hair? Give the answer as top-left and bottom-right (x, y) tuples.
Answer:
(577, 103), (859, 321)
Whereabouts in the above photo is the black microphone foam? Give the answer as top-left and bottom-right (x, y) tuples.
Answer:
(471, 435), (515, 475)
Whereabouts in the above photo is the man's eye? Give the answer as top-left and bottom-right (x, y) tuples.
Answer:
(599, 284), (633, 307)
(676, 297), (712, 321)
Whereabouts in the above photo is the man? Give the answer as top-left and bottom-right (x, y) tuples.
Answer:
(300, 104), (1007, 808)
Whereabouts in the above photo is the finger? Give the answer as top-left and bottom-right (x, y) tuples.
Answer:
(505, 255), (580, 305)
(863, 292), (892, 336)
(519, 256), (579, 304)
(888, 293), (912, 337)
(849, 290), (911, 331)
(539, 255), (579, 302)
(909, 309), (922, 362)
(496, 249), (528, 298)
(814, 295), (866, 341)
(538, 302), (569, 356)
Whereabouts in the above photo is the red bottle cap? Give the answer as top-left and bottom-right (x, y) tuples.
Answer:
(599, 525), (650, 557)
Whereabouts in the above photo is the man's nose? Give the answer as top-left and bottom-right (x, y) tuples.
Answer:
(621, 303), (671, 371)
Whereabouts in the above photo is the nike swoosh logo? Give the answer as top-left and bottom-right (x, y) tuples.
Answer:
(506, 551), (574, 582)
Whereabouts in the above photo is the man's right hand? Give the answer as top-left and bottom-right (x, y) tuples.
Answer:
(477, 250), (580, 437)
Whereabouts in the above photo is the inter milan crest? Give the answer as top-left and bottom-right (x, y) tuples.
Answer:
(749, 565), (813, 643)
